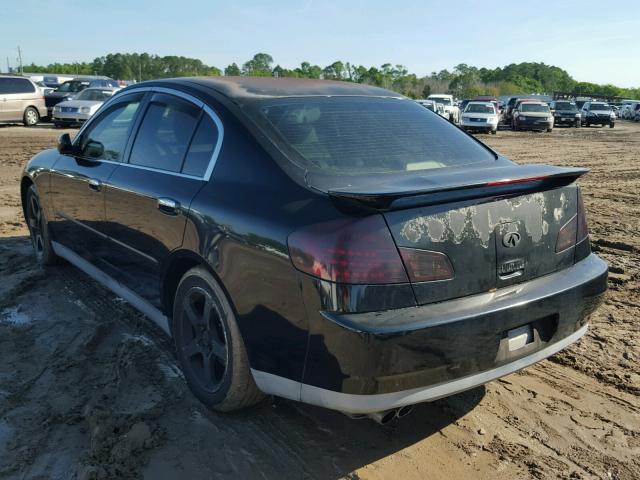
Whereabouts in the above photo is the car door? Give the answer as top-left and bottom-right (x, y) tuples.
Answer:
(103, 90), (222, 307)
(48, 92), (146, 262)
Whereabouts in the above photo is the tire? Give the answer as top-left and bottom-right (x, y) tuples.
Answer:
(23, 107), (39, 127)
(25, 185), (61, 266)
(53, 122), (64, 129)
(491, 128), (497, 135)
(546, 128), (553, 133)
(585, 122), (590, 128)
(609, 122), (615, 129)
(575, 120), (581, 128)
(172, 267), (264, 412)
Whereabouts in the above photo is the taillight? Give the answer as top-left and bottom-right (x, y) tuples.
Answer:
(398, 248), (454, 282)
(288, 215), (409, 284)
(556, 215), (577, 253)
(556, 188), (589, 253)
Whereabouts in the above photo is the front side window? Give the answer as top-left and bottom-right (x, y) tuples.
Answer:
(77, 95), (143, 161)
(129, 94), (201, 173)
(252, 97), (495, 180)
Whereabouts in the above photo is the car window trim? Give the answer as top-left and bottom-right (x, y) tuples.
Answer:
(75, 86), (224, 182)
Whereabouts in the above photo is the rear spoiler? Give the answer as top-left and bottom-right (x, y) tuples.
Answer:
(328, 165), (588, 211)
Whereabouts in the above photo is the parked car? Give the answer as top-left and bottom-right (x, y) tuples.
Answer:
(20, 77), (607, 420)
(427, 94), (460, 123)
(460, 101), (499, 134)
(0, 75), (47, 126)
(52, 87), (120, 127)
(549, 100), (581, 127)
(45, 80), (90, 116)
(512, 101), (554, 132)
(34, 80), (54, 96)
(504, 96), (530, 124)
(632, 103), (640, 122)
(458, 99), (471, 113)
(580, 102), (615, 128)
(416, 99), (437, 112)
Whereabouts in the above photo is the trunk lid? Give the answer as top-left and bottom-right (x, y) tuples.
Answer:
(329, 164), (586, 305)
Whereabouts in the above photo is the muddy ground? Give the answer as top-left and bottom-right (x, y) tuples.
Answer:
(0, 122), (638, 480)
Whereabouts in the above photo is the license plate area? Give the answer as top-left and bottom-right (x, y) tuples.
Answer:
(495, 314), (559, 362)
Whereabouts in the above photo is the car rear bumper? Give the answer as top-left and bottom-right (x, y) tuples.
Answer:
(252, 253), (607, 413)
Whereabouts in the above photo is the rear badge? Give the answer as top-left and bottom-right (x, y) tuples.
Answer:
(503, 231), (521, 248)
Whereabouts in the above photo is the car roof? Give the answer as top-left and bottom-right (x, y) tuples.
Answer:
(140, 76), (403, 105)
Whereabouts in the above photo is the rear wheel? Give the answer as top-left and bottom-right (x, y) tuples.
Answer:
(25, 185), (60, 266)
(23, 107), (39, 127)
(172, 267), (264, 412)
(609, 122), (615, 128)
(546, 128), (553, 133)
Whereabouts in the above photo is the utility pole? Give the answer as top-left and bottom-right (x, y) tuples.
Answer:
(6, 56), (9, 73)
(17, 46), (23, 74)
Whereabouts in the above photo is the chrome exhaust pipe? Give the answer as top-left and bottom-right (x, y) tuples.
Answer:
(367, 409), (398, 425)
(395, 404), (413, 418)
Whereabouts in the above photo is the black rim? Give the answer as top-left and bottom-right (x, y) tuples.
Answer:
(178, 286), (228, 392)
(27, 194), (44, 258)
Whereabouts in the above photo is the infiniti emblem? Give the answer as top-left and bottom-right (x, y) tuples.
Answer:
(503, 231), (521, 248)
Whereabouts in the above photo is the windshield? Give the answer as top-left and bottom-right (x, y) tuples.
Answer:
(253, 97), (495, 179)
(419, 102), (435, 112)
(465, 103), (495, 114)
(430, 97), (452, 106)
(521, 103), (550, 113)
(76, 89), (113, 101)
(590, 103), (611, 111)
(554, 102), (577, 111)
(56, 81), (85, 93)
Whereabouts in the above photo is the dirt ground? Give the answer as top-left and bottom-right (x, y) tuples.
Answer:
(0, 122), (638, 480)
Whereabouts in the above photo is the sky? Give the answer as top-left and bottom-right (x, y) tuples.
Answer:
(2, 0), (639, 87)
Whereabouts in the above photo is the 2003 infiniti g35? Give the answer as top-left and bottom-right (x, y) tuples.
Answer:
(21, 77), (607, 421)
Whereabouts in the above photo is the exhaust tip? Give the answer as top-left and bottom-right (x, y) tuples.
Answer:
(396, 405), (414, 418)
(367, 409), (397, 424)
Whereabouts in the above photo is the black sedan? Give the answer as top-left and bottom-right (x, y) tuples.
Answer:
(21, 77), (607, 422)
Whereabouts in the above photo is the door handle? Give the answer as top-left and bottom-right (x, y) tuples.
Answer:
(158, 197), (180, 215)
(88, 178), (102, 192)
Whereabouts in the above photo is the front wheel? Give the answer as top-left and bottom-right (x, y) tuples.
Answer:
(23, 107), (39, 127)
(172, 267), (264, 412)
(25, 185), (61, 266)
(490, 128), (497, 135)
(546, 128), (553, 133)
(609, 122), (615, 128)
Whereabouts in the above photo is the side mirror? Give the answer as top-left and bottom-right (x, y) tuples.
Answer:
(84, 140), (104, 159)
(57, 133), (74, 154)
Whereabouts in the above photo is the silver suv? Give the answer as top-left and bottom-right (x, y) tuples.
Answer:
(0, 75), (47, 126)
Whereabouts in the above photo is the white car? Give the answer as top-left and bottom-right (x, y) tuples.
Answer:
(52, 87), (120, 127)
(416, 99), (448, 119)
(427, 94), (460, 123)
(460, 102), (499, 134)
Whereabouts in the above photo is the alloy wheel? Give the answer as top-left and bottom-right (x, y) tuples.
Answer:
(178, 286), (229, 393)
(25, 109), (38, 126)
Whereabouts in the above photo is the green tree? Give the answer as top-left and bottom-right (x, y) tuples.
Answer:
(242, 53), (274, 77)
(224, 63), (241, 76)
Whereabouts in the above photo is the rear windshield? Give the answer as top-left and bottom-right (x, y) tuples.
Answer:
(521, 103), (550, 113)
(465, 103), (495, 113)
(252, 97), (496, 181)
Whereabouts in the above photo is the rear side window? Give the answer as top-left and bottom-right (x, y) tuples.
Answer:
(129, 94), (200, 173)
(0, 77), (36, 94)
(253, 97), (495, 177)
(181, 115), (219, 177)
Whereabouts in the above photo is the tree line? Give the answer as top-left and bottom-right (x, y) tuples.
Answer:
(21, 52), (639, 99)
